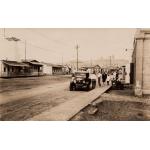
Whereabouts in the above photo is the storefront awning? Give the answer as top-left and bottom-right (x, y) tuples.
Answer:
(3, 60), (29, 67)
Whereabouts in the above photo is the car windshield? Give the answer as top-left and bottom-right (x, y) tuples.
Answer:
(75, 73), (86, 78)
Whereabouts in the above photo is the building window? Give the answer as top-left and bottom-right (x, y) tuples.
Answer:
(4, 67), (6, 72)
(18, 68), (21, 72)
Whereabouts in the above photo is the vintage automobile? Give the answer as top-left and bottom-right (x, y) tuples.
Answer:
(69, 71), (96, 91)
(111, 77), (124, 90)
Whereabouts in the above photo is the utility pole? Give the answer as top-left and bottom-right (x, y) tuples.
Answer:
(109, 56), (111, 67)
(3, 28), (5, 38)
(25, 40), (27, 61)
(62, 55), (63, 66)
(90, 58), (93, 67)
(76, 44), (79, 71)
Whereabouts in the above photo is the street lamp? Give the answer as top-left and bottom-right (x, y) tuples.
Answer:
(5, 36), (21, 42)
(5, 36), (27, 61)
(3, 29), (27, 61)
(5, 36), (21, 61)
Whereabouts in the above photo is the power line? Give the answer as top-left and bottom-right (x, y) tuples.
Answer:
(19, 40), (60, 56)
(26, 28), (72, 48)
(1, 29), (76, 63)
(0, 30), (61, 56)
(25, 40), (26, 60)
(21, 29), (73, 57)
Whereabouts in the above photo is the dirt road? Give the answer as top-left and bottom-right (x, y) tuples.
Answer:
(0, 76), (85, 121)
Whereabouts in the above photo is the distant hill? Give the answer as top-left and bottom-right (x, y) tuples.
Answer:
(66, 58), (129, 69)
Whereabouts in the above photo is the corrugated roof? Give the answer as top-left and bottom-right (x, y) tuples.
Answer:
(2, 60), (29, 67)
(22, 59), (43, 66)
(52, 65), (64, 68)
(29, 61), (43, 66)
(41, 62), (54, 66)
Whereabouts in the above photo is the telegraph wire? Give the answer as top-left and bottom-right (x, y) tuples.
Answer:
(0, 29), (61, 56)
(26, 28), (73, 48)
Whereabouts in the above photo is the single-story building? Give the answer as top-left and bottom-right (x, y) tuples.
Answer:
(42, 62), (53, 75)
(79, 66), (94, 73)
(0, 60), (29, 77)
(52, 65), (64, 75)
(22, 60), (43, 76)
(80, 65), (101, 74)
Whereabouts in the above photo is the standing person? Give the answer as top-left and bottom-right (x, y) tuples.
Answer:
(102, 72), (107, 85)
(106, 74), (110, 85)
(90, 71), (97, 89)
(110, 72), (114, 84)
(97, 71), (102, 87)
(116, 70), (119, 80)
(113, 71), (116, 80)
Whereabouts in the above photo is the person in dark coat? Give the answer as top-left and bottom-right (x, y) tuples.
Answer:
(102, 72), (107, 85)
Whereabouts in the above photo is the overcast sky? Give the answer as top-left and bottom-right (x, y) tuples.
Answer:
(0, 28), (136, 64)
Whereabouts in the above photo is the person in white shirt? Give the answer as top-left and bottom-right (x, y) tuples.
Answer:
(113, 71), (116, 80)
(90, 71), (97, 89)
(106, 74), (111, 85)
(110, 73), (114, 84)
(97, 71), (102, 87)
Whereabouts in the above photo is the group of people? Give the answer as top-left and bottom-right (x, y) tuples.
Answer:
(70, 69), (123, 90)
(92, 70), (121, 87)
(97, 71), (110, 87)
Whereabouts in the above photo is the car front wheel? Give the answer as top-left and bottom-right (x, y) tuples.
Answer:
(92, 80), (96, 89)
(70, 83), (76, 91)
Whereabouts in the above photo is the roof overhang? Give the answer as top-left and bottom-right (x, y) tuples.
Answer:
(3, 61), (29, 67)
(29, 62), (43, 66)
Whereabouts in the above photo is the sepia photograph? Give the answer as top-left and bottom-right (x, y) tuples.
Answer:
(1, 28), (150, 121)
(1, 1), (150, 150)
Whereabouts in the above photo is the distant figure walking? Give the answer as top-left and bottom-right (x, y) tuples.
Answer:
(110, 73), (114, 84)
(113, 71), (117, 80)
(106, 74), (111, 85)
(102, 72), (107, 85)
(97, 71), (102, 87)
(90, 71), (97, 89)
(116, 71), (119, 80)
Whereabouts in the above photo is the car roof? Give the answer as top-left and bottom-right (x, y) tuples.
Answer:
(74, 71), (89, 74)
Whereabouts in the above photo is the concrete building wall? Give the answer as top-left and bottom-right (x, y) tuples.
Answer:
(134, 38), (144, 96)
(142, 37), (150, 94)
(133, 29), (150, 96)
(0, 61), (2, 76)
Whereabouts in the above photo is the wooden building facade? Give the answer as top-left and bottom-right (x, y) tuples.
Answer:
(0, 60), (43, 78)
